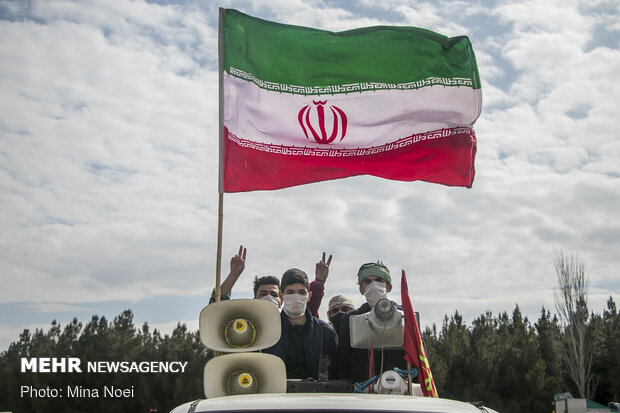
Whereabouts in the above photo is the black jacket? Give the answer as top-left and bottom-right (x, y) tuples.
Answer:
(264, 308), (338, 379)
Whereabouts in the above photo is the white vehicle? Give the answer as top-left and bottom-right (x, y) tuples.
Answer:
(171, 393), (499, 413)
(170, 299), (499, 413)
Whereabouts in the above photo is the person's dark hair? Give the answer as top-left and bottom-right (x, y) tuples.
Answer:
(280, 268), (309, 292)
(253, 275), (280, 297)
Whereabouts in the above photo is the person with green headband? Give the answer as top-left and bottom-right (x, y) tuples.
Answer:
(356, 261), (393, 308)
(336, 261), (407, 383)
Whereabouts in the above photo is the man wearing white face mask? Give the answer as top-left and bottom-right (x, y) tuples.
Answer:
(253, 275), (283, 308)
(263, 268), (338, 379)
(336, 261), (407, 383)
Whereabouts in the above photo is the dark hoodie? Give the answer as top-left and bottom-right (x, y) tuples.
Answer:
(264, 307), (338, 379)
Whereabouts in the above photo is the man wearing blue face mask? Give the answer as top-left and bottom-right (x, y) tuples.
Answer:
(336, 261), (407, 383)
(263, 268), (338, 379)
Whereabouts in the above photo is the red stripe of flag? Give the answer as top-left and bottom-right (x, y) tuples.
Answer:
(223, 128), (476, 192)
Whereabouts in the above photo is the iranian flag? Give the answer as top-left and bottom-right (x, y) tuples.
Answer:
(219, 8), (481, 192)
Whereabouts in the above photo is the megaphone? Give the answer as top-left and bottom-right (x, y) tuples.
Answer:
(373, 370), (408, 395)
(349, 298), (404, 349)
(200, 299), (281, 352)
(204, 353), (287, 398)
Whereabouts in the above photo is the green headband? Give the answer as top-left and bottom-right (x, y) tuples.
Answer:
(357, 262), (391, 284)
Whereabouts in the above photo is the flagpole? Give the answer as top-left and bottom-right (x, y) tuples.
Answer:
(213, 192), (223, 358)
(215, 192), (224, 302)
(215, 7), (225, 303)
(406, 361), (413, 396)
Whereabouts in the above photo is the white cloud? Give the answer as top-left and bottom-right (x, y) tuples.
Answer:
(0, 0), (619, 352)
(149, 318), (199, 337)
(0, 0), (218, 305)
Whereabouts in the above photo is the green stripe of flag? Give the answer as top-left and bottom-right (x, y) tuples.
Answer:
(222, 8), (481, 90)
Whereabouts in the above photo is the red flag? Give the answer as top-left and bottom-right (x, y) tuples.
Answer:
(401, 270), (438, 397)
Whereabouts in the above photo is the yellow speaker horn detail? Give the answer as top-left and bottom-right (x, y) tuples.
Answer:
(225, 318), (256, 348)
(227, 370), (258, 395)
(234, 319), (247, 333)
(237, 372), (253, 388)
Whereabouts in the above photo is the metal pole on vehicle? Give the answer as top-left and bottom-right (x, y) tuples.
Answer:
(406, 361), (413, 396)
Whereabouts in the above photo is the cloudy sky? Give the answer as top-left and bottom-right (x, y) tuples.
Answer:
(1, 0), (619, 352)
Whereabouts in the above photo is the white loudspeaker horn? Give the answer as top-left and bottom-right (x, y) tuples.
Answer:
(349, 298), (404, 349)
(204, 353), (287, 398)
(200, 299), (281, 352)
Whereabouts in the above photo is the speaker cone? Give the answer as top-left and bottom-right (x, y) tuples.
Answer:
(225, 318), (257, 348)
(227, 369), (258, 395)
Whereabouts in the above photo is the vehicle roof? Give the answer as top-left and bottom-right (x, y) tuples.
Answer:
(171, 393), (497, 413)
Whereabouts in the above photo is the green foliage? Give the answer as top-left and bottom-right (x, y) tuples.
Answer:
(590, 296), (620, 403)
(0, 309), (211, 413)
(424, 301), (618, 413)
(2, 300), (617, 412)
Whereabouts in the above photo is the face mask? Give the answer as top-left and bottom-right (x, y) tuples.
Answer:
(364, 280), (387, 308)
(328, 312), (344, 335)
(282, 294), (307, 318)
(259, 294), (280, 308)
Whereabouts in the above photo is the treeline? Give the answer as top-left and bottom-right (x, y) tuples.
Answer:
(0, 310), (210, 413)
(423, 297), (620, 413)
(1, 299), (618, 413)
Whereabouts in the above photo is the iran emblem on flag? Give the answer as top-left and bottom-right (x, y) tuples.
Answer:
(298, 100), (348, 144)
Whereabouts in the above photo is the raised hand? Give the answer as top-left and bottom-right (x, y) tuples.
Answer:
(230, 245), (247, 277)
(315, 251), (332, 282)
